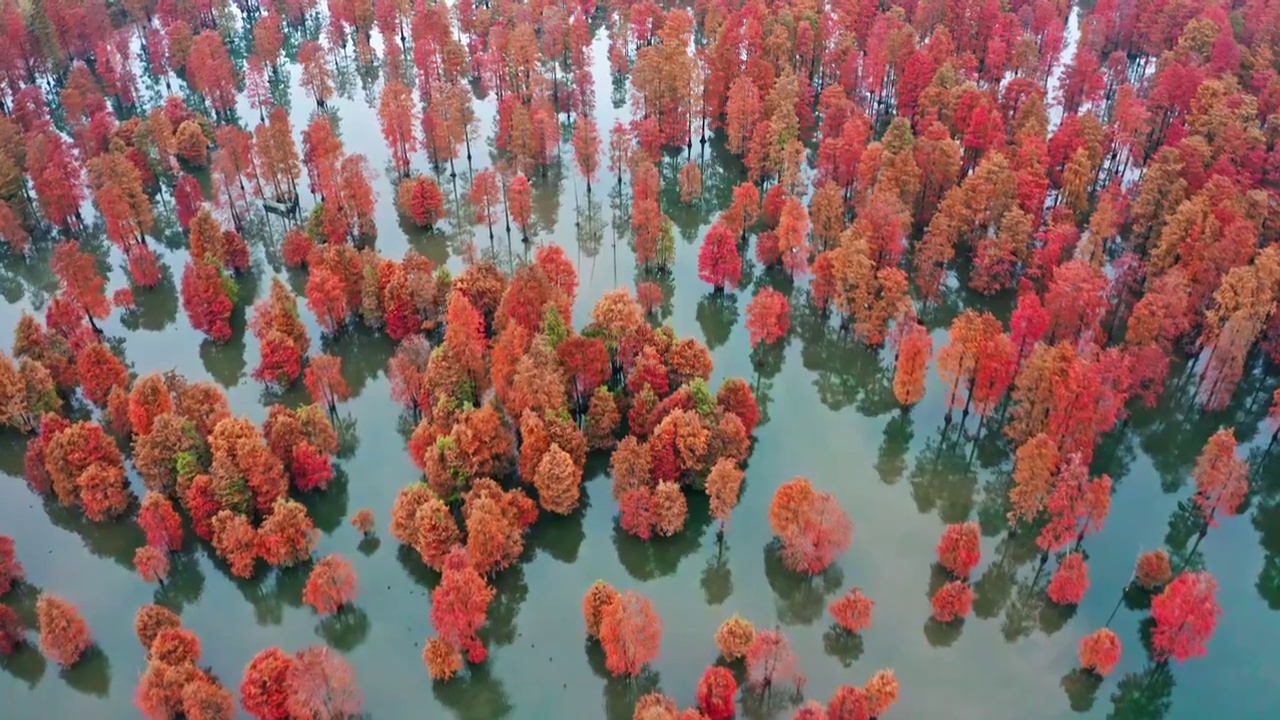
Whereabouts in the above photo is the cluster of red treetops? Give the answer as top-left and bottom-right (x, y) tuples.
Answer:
(2, 0), (1280, 715)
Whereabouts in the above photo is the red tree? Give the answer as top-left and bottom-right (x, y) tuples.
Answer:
(598, 590), (663, 677)
(36, 594), (92, 667)
(75, 343), (127, 406)
(241, 647), (295, 720)
(1191, 429), (1248, 527)
(507, 173), (532, 240)
(746, 288), (790, 347)
(1135, 550), (1173, 590)
(696, 666), (737, 720)
(304, 354), (351, 413)
(698, 221), (742, 292)
(286, 645), (363, 719)
(1151, 572), (1221, 663)
(211, 510), (258, 578)
(431, 549), (495, 664)
(930, 581), (973, 623)
(180, 260), (234, 342)
(0, 535), (23, 596)
(1047, 552), (1090, 605)
(52, 241), (111, 330)
(138, 492), (185, 551)
(936, 522), (981, 578)
(745, 628), (803, 691)
(303, 554), (358, 615)
(134, 545), (170, 584)
(1078, 628), (1121, 676)
(397, 175), (445, 227)
(829, 588), (873, 633)
(0, 605), (23, 655)
(768, 477), (853, 574)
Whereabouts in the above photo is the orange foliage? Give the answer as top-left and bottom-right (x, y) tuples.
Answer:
(830, 588), (874, 633)
(210, 510), (258, 578)
(36, 594), (92, 667)
(715, 614), (755, 661)
(598, 590), (663, 677)
(134, 605), (181, 650)
(257, 498), (317, 567)
(423, 638), (463, 681)
(534, 443), (582, 515)
(303, 554), (358, 615)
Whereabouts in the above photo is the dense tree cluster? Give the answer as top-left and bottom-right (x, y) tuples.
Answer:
(1, 0), (1274, 714)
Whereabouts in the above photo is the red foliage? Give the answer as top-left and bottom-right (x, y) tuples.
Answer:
(583, 580), (620, 640)
(181, 678), (236, 720)
(1078, 628), (1121, 676)
(768, 477), (853, 574)
(697, 221), (743, 291)
(936, 522), (981, 578)
(696, 666), (737, 720)
(138, 492), (185, 551)
(829, 588), (873, 633)
(282, 228), (314, 269)
(431, 549), (495, 665)
(598, 590), (663, 677)
(174, 173), (203, 229)
(534, 444), (582, 515)
(151, 627), (201, 666)
(291, 442), (334, 493)
(636, 281), (664, 315)
(1152, 571), (1221, 663)
(303, 554), (358, 615)
(36, 594), (92, 667)
(558, 337), (611, 401)
(305, 267), (350, 333)
(1135, 550), (1173, 590)
(619, 485), (655, 541)
(75, 343), (127, 406)
(930, 581), (973, 623)
(534, 245), (579, 305)
(423, 638), (463, 681)
(1047, 552), (1090, 606)
(745, 628), (803, 691)
(350, 508), (376, 535)
(240, 647), (296, 720)
(0, 605), (24, 655)
(211, 510), (258, 578)
(127, 245), (161, 289)
(133, 605), (180, 651)
(134, 544), (170, 584)
(77, 461), (132, 521)
(180, 260), (233, 342)
(52, 241), (111, 323)
(304, 354), (351, 410)
(254, 330), (304, 387)
(746, 288), (790, 347)
(0, 535), (24, 596)
(258, 498), (317, 567)
(397, 175), (445, 227)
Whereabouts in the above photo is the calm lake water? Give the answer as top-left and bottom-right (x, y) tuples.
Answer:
(2, 7), (1280, 720)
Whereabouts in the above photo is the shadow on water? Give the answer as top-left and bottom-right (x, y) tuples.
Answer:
(821, 625), (865, 668)
(610, 488), (711, 581)
(316, 605), (371, 653)
(1, 644), (47, 690)
(695, 292), (738, 351)
(1107, 664), (1175, 720)
(153, 549), (206, 612)
(1060, 667), (1103, 713)
(300, 467), (350, 534)
(700, 541), (732, 606)
(43, 500), (147, 571)
(431, 660), (513, 720)
(60, 646), (110, 698)
(762, 539), (844, 627)
(874, 411), (914, 486)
